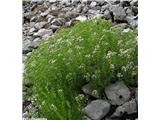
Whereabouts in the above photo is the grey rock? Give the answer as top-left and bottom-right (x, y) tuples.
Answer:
(24, 12), (31, 20)
(61, 0), (71, 5)
(107, 0), (120, 4)
(65, 20), (73, 27)
(84, 99), (111, 120)
(29, 27), (36, 33)
(29, 22), (36, 28)
(34, 29), (53, 37)
(110, 5), (126, 21)
(50, 25), (60, 32)
(83, 116), (92, 120)
(94, 6), (101, 11)
(105, 81), (131, 105)
(90, 2), (97, 8)
(48, 17), (55, 23)
(101, 4), (110, 12)
(46, 14), (55, 23)
(131, 6), (138, 15)
(23, 40), (32, 54)
(30, 38), (40, 49)
(30, 16), (37, 22)
(120, 0), (131, 7)
(88, 9), (100, 15)
(130, 0), (138, 6)
(123, 28), (130, 33)
(31, 0), (42, 2)
(75, 16), (87, 22)
(126, 8), (133, 15)
(94, 0), (105, 5)
(75, 4), (83, 13)
(72, 0), (80, 4)
(113, 23), (128, 29)
(51, 18), (65, 26)
(111, 99), (137, 118)
(135, 88), (138, 102)
(82, 6), (89, 13)
(40, 9), (50, 17)
(105, 118), (121, 120)
(42, 34), (52, 39)
(126, 16), (138, 28)
(46, 14), (55, 19)
(23, 38), (40, 54)
(120, 0), (132, 2)
(105, 118), (112, 120)
(103, 10), (111, 20)
(22, 111), (29, 118)
(34, 22), (47, 30)
(81, 0), (92, 4)
(82, 83), (99, 98)
(65, 11), (79, 19)
(93, 14), (103, 19)
(49, 0), (57, 3)
(36, 15), (46, 22)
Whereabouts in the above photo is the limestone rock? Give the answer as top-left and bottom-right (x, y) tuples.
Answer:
(105, 81), (131, 105)
(111, 99), (137, 118)
(82, 83), (99, 98)
(84, 99), (111, 120)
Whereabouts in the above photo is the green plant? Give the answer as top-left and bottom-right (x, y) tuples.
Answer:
(24, 18), (137, 120)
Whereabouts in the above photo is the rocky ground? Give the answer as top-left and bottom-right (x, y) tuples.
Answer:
(23, 0), (138, 120)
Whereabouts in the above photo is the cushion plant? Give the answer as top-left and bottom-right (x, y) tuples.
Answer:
(24, 18), (137, 120)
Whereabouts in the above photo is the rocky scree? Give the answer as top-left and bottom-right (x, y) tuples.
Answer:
(23, 0), (138, 56)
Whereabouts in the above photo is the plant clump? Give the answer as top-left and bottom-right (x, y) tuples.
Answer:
(24, 18), (137, 120)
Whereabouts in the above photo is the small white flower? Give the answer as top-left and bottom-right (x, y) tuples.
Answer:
(92, 90), (98, 96)
(50, 59), (56, 64)
(104, 42), (109, 46)
(110, 64), (115, 69)
(68, 49), (72, 54)
(51, 104), (57, 111)
(132, 71), (137, 76)
(85, 54), (91, 58)
(57, 53), (62, 57)
(58, 89), (63, 93)
(91, 74), (97, 79)
(95, 44), (100, 49)
(106, 51), (116, 59)
(79, 94), (85, 99)
(75, 94), (85, 102)
(42, 101), (45, 105)
(121, 66), (127, 72)
(78, 64), (85, 69)
(117, 73), (123, 78)
(75, 45), (82, 50)
(93, 32), (97, 35)
(118, 40), (123, 45)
